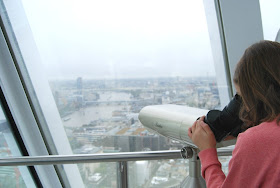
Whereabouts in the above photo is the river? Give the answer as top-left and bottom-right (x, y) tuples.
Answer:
(62, 92), (132, 128)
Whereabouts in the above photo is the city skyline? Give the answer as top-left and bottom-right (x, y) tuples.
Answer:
(48, 76), (225, 187)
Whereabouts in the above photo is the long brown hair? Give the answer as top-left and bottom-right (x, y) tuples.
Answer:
(233, 40), (280, 127)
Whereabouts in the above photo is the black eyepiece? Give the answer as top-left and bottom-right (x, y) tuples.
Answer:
(203, 94), (243, 142)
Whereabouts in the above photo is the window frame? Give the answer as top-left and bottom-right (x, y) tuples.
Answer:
(0, 85), (42, 187)
(0, 18), (64, 187)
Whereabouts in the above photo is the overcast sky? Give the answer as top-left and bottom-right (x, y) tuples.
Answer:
(20, 0), (280, 80)
(19, 0), (216, 79)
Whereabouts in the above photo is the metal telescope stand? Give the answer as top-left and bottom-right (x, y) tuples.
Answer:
(180, 147), (206, 188)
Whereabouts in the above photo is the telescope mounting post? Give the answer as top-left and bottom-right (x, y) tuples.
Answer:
(180, 147), (206, 188)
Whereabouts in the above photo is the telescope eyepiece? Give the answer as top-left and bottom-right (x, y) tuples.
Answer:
(204, 94), (243, 142)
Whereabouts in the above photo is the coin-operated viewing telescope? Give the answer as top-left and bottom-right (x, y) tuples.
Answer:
(138, 94), (243, 148)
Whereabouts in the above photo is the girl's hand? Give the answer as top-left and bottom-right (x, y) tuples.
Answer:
(188, 116), (216, 151)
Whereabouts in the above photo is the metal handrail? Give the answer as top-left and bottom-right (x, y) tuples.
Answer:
(0, 148), (233, 166)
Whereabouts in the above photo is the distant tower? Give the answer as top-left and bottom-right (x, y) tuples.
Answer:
(76, 77), (84, 108)
(77, 77), (83, 95)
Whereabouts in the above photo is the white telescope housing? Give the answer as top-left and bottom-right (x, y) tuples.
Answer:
(138, 104), (236, 148)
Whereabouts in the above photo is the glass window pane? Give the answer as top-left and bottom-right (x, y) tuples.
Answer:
(0, 100), (37, 187)
(12, 0), (224, 152)
(259, 0), (280, 41)
(62, 163), (117, 188)
(1, 0), (230, 185)
(128, 159), (189, 187)
(218, 156), (232, 176)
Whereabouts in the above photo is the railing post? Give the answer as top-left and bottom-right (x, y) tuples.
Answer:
(117, 161), (128, 188)
(181, 147), (206, 188)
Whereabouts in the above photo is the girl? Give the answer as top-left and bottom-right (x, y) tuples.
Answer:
(188, 40), (280, 188)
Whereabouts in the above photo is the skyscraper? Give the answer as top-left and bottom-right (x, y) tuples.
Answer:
(77, 77), (83, 95)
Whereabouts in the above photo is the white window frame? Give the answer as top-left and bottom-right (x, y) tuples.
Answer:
(0, 0), (85, 186)
(0, 26), (63, 187)
(203, 0), (263, 100)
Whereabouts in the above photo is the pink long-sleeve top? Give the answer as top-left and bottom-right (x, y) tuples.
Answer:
(199, 120), (280, 188)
